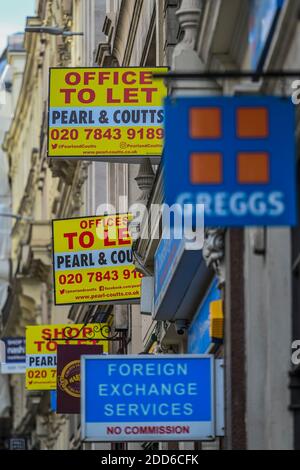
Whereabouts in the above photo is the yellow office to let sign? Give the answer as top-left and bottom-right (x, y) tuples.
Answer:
(48, 67), (168, 161)
(52, 214), (143, 306)
(26, 324), (109, 390)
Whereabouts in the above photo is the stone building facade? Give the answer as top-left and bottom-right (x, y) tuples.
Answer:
(1, 0), (107, 450)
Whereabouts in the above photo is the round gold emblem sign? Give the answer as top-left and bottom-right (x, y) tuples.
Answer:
(58, 360), (81, 398)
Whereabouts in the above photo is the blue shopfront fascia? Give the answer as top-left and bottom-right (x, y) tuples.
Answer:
(153, 235), (212, 322)
(188, 280), (222, 355)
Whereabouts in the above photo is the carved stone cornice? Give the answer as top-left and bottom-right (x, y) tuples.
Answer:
(95, 43), (119, 67)
(18, 222), (52, 282)
(49, 159), (78, 186)
(12, 148), (39, 237)
(45, 414), (68, 450)
(57, 36), (72, 66)
(203, 228), (226, 286)
(70, 162), (90, 213)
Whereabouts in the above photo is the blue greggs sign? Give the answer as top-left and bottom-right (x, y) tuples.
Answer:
(81, 355), (215, 442)
(163, 96), (297, 227)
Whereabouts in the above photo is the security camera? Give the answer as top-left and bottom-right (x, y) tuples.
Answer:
(175, 320), (189, 336)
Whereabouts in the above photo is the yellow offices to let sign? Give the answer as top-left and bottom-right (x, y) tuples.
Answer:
(48, 67), (168, 161)
(26, 324), (109, 390)
(52, 214), (143, 306)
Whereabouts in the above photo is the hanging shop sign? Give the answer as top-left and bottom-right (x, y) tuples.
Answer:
(26, 324), (109, 391)
(52, 214), (142, 306)
(0, 338), (26, 374)
(249, 0), (285, 70)
(57, 345), (103, 414)
(188, 280), (223, 355)
(48, 67), (168, 163)
(164, 96), (297, 227)
(81, 355), (215, 442)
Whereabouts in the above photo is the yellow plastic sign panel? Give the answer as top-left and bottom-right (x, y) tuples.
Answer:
(26, 324), (109, 390)
(210, 300), (224, 340)
(52, 214), (143, 306)
(48, 67), (168, 162)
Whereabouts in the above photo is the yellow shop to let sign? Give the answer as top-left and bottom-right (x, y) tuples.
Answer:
(48, 67), (168, 162)
(52, 214), (143, 306)
(26, 324), (109, 390)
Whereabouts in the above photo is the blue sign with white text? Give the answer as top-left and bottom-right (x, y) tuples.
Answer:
(164, 96), (297, 227)
(1, 337), (26, 374)
(82, 355), (214, 442)
(4, 338), (25, 363)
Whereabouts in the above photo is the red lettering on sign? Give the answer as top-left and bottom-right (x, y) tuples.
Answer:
(79, 232), (94, 249)
(107, 88), (120, 104)
(98, 72), (110, 85)
(118, 228), (131, 245)
(104, 230), (116, 247)
(64, 233), (78, 250)
(60, 88), (76, 104)
(78, 89), (95, 104)
(140, 71), (153, 85)
(83, 72), (96, 85)
(65, 72), (81, 85)
(141, 88), (158, 103)
(122, 71), (136, 85)
(124, 88), (139, 103)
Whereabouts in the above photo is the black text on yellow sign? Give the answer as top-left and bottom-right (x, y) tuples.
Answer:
(26, 324), (109, 390)
(52, 214), (143, 306)
(48, 67), (168, 162)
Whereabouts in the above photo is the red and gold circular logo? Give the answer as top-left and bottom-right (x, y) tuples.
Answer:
(58, 360), (81, 398)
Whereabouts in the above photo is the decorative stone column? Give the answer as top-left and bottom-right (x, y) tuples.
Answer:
(135, 159), (155, 203)
(172, 0), (220, 96)
(173, 0), (204, 71)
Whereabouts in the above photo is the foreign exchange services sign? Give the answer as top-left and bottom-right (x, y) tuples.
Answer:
(164, 96), (297, 227)
(81, 355), (215, 442)
(48, 67), (168, 163)
(52, 214), (142, 306)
